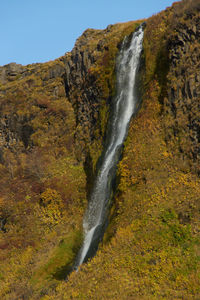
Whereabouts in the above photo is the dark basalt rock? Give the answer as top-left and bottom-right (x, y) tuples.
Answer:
(0, 29), (107, 159)
(164, 13), (200, 174)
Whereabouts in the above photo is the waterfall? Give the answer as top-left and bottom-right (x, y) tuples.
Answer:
(74, 24), (145, 269)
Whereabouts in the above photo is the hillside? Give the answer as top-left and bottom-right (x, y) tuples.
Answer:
(0, 0), (200, 299)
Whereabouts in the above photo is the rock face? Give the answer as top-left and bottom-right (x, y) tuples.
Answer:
(164, 11), (200, 174)
(0, 44), (99, 164)
(0, 38), (100, 157)
(0, 22), (137, 165)
(62, 32), (102, 144)
(0, 114), (33, 151)
(0, 63), (24, 83)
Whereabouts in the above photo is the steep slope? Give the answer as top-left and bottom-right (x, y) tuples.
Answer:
(47, 1), (200, 299)
(0, 0), (200, 299)
(0, 21), (141, 298)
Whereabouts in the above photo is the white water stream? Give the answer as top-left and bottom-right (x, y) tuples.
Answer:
(75, 24), (144, 269)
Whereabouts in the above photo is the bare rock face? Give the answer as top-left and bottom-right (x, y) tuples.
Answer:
(43, 64), (66, 81)
(0, 63), (24, 83)
(61, 30), (105, 145)
(63, 48), (99, 128)
(164, 12), (200, 174)
(0, 25), (120, 162)
(0, 114), (33, 151)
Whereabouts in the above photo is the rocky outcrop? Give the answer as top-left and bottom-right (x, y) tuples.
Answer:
(0, 27), (117, 160)
(164, 12), (200, 174)
(62, 47), (101, 140)
(0, 21), (141, 168)
(0, 63), (24, 83)
(61, 29), (108, 146)
(0, 114), (33, 151)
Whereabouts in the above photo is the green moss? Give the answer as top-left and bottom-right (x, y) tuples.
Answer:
(31, 229), (83, 286)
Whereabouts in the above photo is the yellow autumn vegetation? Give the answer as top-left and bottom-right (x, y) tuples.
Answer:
(0, 1), (200, 299)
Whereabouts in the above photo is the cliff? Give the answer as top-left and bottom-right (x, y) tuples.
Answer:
(0, 1), (200, 299)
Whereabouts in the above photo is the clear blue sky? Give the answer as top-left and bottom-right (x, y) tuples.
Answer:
(0, 0), (177, 66)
